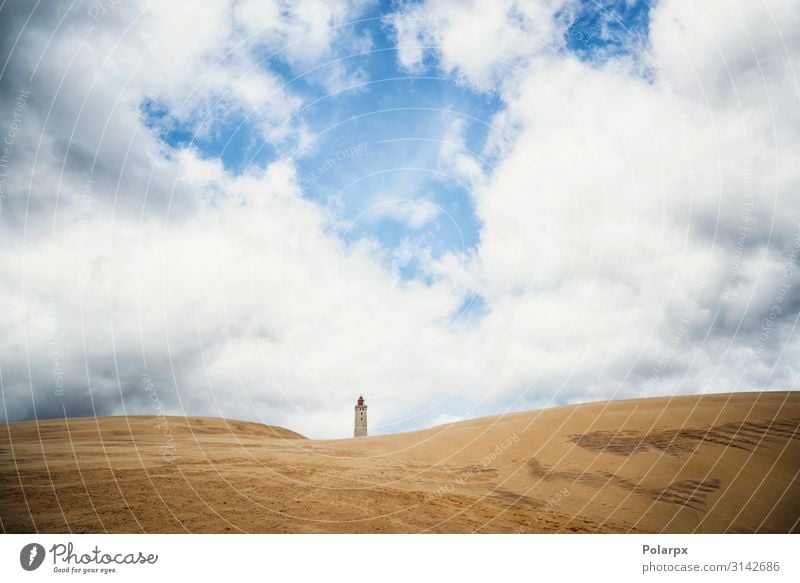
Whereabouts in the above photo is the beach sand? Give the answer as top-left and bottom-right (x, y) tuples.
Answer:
(1, 391), (798, 533)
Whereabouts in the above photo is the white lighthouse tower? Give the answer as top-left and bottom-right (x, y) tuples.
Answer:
(354, 395), (367, 437)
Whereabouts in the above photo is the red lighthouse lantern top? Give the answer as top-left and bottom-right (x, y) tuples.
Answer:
(357, 395), (364, 406)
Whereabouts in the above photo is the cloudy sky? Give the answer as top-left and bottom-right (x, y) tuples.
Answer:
(0, 0), (798, 438)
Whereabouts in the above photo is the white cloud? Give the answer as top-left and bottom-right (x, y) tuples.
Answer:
(234, 0), (373, 65)
(388, 0), (567, 91)
(367, 197), (441, 229)
(438, 119), (484, 189)
(408, 0), (800, 406)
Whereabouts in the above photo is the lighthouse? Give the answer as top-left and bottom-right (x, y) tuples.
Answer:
(354, 395), (367, 437)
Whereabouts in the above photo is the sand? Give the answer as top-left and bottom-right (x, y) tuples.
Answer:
(1, 391), (798, 533)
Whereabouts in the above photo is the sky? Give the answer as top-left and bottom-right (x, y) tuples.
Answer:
(0, 0), (798, 438)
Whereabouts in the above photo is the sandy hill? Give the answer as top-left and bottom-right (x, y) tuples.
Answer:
(1, 391), (798, 533)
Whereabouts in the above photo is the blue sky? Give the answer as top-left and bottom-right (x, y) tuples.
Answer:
(145, 0), (653, 281)
(3, 0), (797, 437)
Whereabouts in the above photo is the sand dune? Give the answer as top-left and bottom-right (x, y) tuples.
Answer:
(1, 391), (798, 533)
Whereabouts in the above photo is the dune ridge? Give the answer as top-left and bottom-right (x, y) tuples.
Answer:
(1, 391), (798, 533)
